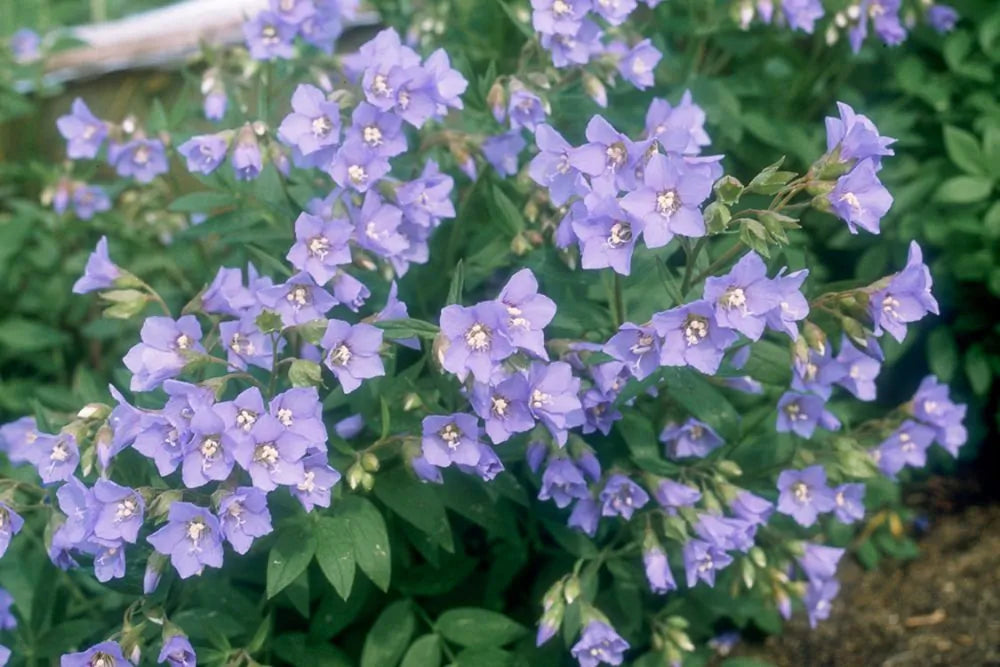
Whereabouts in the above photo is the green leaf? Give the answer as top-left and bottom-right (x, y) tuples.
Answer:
(927, 329), (958, 382)
(267, 524), (317, 599)
(447, 260), (465, 306)
(374, 318), (441, 340)
(289, 359), (323, 388)
(964, 344), (992, 395)
(338, 496), (392, 591)
(374, 467), (454, 552)
(934, 175), (993, 204)
(168, 191), (236, 213)
(436, 608), (528, 648)
(315, 517), (356, 601)
(489, 185), (525, 236)
(721, 659), (778, 667)
(401, 634), (441, 667)
(360, 600), (416, 667)
(0, 318), (69, 352)
(660, 367), (741, 441)
(617, 411), (664, 466)
(943, 125), (988, 176)
(454, 647), (519, 666)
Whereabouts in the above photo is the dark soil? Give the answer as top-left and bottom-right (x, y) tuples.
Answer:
(731, 477), (1000, 667)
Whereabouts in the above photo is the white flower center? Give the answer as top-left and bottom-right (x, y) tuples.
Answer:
(186, 519), (206, 543)
(465, 323), (492, 351)
(608, 221), (632, 248)
(277, 407), (294, 426)
(363, 125), (383, 146)
(328, 343), (352, 366)
(439, 423), (462, 449)
(683, 315), (709, 346)
(308, 235), (331, 258)
(656, 189), (681, 216)
(348, 164), (368, 185)
(491, 395), (509, 417)
(200, 436), (220, 459)
(371, 74), (392, 98)
(605, 142), (627, 170)
(236, 408), (257, 431)
(530, 389), (550, 409)
(230, 333), (255, 356)
(721, 287), (747, 310)
(792, 481), (811, 502)
(254, 442), (280, 466)
(311, 115), (333, 137)
(287, 285), (310, 307)
(175, 334), (193, 350)
(115, 496), (139, 522)
(298, 470), (316, 493)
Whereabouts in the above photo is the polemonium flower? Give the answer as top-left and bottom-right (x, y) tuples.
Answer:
(258, 272), (337, 327)
(531, 0), (592, 35)
(705, 252), (787, 340)
(654, 300), (738, 374)
(834, 338), (881, 400)
(330, 272), (371, 311)
(353, 191), (408, 259)
(90, 539), (126, 582)
(867, 0), (906, 45)
(109, 138), (169, 183)
(220, 318), (278, 371)
(791, 345), (845, 400)
(927, 5), (958, 32)
(463, 444), (504, 481)
(507, 89), (546, 131)
(123, 316), (204, 392)
(321, 320), (385, 393)
(231, 125), (263, 180)
(244, 10), (296, 60)
(0, 417), (39, 463)
(618, 39), (661, 90)
(421, 414), (482, 468)
(202, 265), (268, 317)
(571, 199), (641, 276)
(781, 0), (824, 33)
(763, 268), (810, 338)
(204, 90), (227, 121)
(830, 161), (893, 234)
(72, 236), (122, 294)
(177, 133), (228, 175)
(571, 115), (644, 191)
(654, 479), (702, 513)
(271, 387), (328, 447)
(527, 362), (585, 445)
(26, 433), (79, 484)
(875, 420), (936, 476)
(180, 405), (238, 489)
(832, 483), (865, 523)
(0, 504), (24, 557)
(286, 212), (352, 285)
(92, 480), (144, 544)
(470, 374), (534, 444)
(214, 387), (266, 446)
(544, 19), (604, 67)
(278, 84), (341, 156)
(71, 185), (111, 220)
(568, 497), (600, 536)
(660, 418), (722, 459)
(237, 415), (308, 490)
(11, 28), (41, 63)
(825, 102), (895, 166)
(621, 153), (712, 247)
(604, 323), (661, 380)
(411, 455), (443, 484)
(538, 458), (590, 508)
(330, 140), (390, 192)
(683, 538), (733, 587)
(798, 543), (844, 584)
(911, 375), (967, 455)
(159, 635), (197, 667)
(147, 502), (224, 578)
(346, 102), (406, 158)
(497, 269), (556, 359)
(482, 131), (526, 177)
(643, 544), (676, 593)
(292, 452), (341, 511)
(695, 514), (756, 552)
(581, 387), (622, 436)
(730, 491), (774, 526)
(594, 0), (637, 24)
(217, 487), (273, 554)
(599, 474), (649, 520)
(529, 124), (587, 206)
(869, 241), (939, 342)
(571, 621), (629, 667)
(60, 641), (133, 667)
(375, 281), (420, 350)
(776, 391), (841, 438)
(776, 465), (836, 527)
(57, 99), (107, 159)
(0, 589), (15, 630)
(423, 47), (468, 113)
(439, 301), (515, 382)
(396, 160), (456, 228)
(55, 477), (98, 544)
(804, 578), (839, 627)
(644, 91), (711, 155)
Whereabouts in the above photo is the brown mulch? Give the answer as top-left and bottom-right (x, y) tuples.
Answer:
(729, 482), (1000, 667)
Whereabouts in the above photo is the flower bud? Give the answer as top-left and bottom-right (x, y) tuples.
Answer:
(360, 471), (376, 492)
(536, 598), (564, 646)
(802, 321), (827, 354)
(749, 546), (767, 568)
(361, 452), (380, 473)
(582, 71), (607, 108)
(562, 575), (582, 604)
(347, 463), (366, 490)
(487, 80), (507, 123)
(716, 460), (743, 478)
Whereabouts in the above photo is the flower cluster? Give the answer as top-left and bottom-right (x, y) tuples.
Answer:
(243, 0), (359, 60)
(734, 0), (960, 50)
